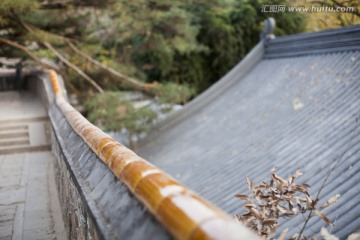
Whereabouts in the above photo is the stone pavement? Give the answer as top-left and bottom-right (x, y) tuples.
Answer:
(0, 152), (66, 240)
(0, 91), (66, 240)
(0, 91), (51, 155)
(0, 91), (47, 121)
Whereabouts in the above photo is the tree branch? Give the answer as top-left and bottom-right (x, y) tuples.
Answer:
(43, 42), (104, 94)
(15, 15), (153, 94)
(0, 38), (59, 71)
(297, 116), (358, 239)
(40, 2), (68, 9)
(39, 1), (111, 9)
(66, 40), (157, 91)
(13, 16), (104, 94)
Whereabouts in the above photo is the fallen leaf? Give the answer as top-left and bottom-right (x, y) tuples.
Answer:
(316, 210), (331, 224)
(348, 233), (360, 240)
(277, 205), (288, 214)
(293, 98), (304, 110)
(306, 195), (313, 209)
(250, 207), (262, 219)
(263, 218), (277, 225)
(321, 194), (340, 209)
(272, 171), (288, 186)
(291, 233), (300, 239)
(234, 194), (250, 200)
(279, 228), (289, 240)
(301, 183), (311, 188)
(243, 203), (257, 209)
(320, 227), (339, 240)
(246, 176), (253, 190)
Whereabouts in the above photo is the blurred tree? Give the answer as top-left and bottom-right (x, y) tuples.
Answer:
(175, 0), (306, 91)
(85, 91), (157, 149)
(0, 0), (307, 135)
(0, 0), (307, 94)
(292, 0), (360, 31)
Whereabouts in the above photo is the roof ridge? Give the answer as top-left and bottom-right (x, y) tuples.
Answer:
(265, 25), (360, 58)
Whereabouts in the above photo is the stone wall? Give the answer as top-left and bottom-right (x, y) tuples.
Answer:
(49, 104), (171, 240)
(51, 125), (102, 240)
(28, 72), (171, 240)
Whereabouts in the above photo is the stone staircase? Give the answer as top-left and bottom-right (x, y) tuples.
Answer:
(0, 117), (51, 155)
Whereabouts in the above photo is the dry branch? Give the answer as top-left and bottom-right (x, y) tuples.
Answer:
(13, 18), (104, 94)
(43, 42), (104, 94)
(0, 38), (58, 71)
(235, 169), (341, 239)
(296, 116), (358, 240)
(66, 40), (156, 91)
(13, 14), (156, 94)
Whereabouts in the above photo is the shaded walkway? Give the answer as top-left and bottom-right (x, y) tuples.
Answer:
(0, 91), (66, 240)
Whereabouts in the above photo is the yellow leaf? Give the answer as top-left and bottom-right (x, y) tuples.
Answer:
(293, 98), (304, 110)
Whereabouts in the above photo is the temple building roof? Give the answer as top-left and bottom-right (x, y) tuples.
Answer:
(138, 24), (360, 238)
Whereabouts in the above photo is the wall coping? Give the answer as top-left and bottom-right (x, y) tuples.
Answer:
(48, 69), (260, 240)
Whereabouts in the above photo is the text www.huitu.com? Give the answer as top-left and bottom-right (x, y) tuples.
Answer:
(261, 5), (355, 13)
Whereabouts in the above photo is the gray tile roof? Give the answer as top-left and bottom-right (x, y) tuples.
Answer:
(138, 26), (360, 238)
(265, 25), (360, 58)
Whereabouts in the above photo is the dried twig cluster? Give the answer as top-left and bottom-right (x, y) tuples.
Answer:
(235, 169), (340, 239)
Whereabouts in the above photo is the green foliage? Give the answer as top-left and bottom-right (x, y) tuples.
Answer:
(253, 0), (307, 36)
(188, 0), (306, 91)
(123, 107), (157, 136)
(153, 83), (195, 105)
(26, 28), (64, 45)
(112, 0), (208, 84)
(0, 0), (38, 16)
(0, 0), (307, 133)
(85, 91), (157, 136)
(1, 0), (307, 95)
(300, 0), (360, 31)
(33, 49), (56, 60)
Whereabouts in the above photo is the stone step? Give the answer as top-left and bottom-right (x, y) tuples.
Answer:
(0, 125), (28, 132)
(0, 136), (28, 142)
(0, 145), (51, 155)
(0, 139), (30, 147)
(0, 131), (29, 139)
(0, 128), (28, 136)
(0, 116), (48, 125)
